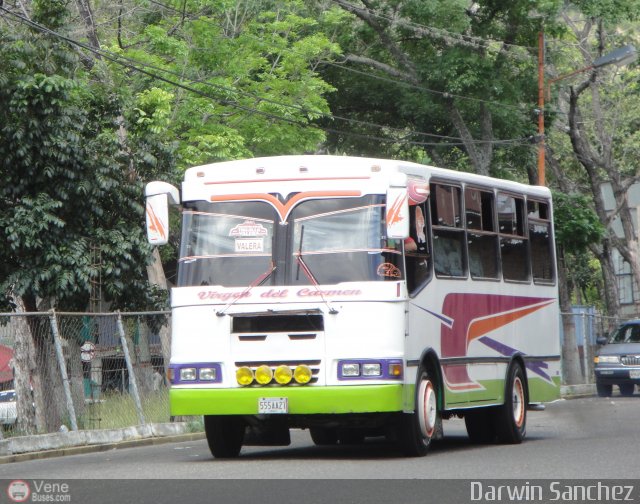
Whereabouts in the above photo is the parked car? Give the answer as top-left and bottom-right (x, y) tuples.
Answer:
(0, 390), (17, 426)
(594, 321), (640, 397)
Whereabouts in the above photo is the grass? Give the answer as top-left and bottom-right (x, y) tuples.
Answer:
(78, 389), (173, 430)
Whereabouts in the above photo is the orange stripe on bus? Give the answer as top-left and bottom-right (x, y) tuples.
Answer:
(211, 191), (361, 222)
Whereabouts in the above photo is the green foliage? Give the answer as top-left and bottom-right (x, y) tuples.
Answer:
(553, 192), (605, 253)
(572, 0), (640, 22)
(0, 15), (174, 312)
(315, 0), (564, 175)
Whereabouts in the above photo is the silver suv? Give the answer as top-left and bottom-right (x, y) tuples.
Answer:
(594, 321), (640, 397)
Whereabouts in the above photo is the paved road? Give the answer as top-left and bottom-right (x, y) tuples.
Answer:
(0, 394), (638, 481)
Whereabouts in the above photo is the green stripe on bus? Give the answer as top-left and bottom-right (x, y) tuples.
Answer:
(170, 385), (405, 416)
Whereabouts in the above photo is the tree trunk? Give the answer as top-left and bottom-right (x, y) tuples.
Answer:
(557, 250), (582, 385)
(10, 296), (37, 435)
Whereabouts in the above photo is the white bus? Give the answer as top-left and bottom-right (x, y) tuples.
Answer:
(145, 155), (560, 458)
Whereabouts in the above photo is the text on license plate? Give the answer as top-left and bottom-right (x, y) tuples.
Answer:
(630, 369), (640, 379)
(258, 397), (288, 414)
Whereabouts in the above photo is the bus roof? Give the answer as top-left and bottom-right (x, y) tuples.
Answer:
(183, 155), (551, 200)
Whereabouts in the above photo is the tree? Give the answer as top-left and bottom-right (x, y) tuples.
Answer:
(545, 3), (640, 317)
(314, 0), (563, 180)
(0, 0), (173, 430)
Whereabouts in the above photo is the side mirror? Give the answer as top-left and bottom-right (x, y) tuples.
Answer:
(386, 186), (409, 240)
(145, 182), (180, 245)
(596, 336), (608, 346)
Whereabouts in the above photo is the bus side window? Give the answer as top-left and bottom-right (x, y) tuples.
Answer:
(498, 193), (530, 282)
(431, 183), (466, 278)
(528, 200), (555, 283)
(465, 187), (499, 280)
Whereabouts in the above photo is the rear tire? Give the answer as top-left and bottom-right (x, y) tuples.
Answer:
(619, 383), (635, 397)
(204, 415), (245, 458)
(495, 363), (527, 444)
(397, 367), (439, 457)
(596, 382), (613, 397)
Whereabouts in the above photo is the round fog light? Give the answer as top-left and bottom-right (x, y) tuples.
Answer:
(293, 365), (312, 384)
(255, 365), (273, 385)
(236, 366), (254, 386)
(274, 365), (293, 384)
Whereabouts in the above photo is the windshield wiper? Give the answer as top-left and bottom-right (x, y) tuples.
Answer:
(216, 262), (276, 316)
(295, 225), (338, 315)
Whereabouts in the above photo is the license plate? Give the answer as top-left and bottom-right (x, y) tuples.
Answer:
(258, 397), (288, 414)
(629, 370), (640, 379)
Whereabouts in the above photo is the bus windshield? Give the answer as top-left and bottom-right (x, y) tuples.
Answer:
(177, 196), (403, 287)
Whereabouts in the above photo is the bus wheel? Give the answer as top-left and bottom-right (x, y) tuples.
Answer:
(398, 367), (438, 457)
(464, 408), (496, 443)
(495, 364), (527, 444)
(204, 415), (245, 458)
(309, 427), (339, 446)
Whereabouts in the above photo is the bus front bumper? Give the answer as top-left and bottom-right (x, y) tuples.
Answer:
(170, 385), (404, 416)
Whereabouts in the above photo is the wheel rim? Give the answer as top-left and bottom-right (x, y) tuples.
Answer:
(417, 378), (437, 439)
(512, 376), (525, 428)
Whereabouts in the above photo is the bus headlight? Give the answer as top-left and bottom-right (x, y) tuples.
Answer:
(341, 363), (360, 377)
(274, 365), (293, 384)
(236, 366), (254, 386)
(293, 365), (312, 384)
(199, 368), (217, 381)
(180, 368), (197, 381)
(255, 365), (273, 385)
(362, 363), (381, 376)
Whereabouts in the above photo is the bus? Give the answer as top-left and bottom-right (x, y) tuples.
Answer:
(145, 155), (561, 458)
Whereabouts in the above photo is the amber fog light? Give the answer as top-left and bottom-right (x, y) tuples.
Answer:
(293, 365), (312, 384)
(255, 365), (274, 385)
(236, 366), (254, 386)
(274, 365), (293, 384)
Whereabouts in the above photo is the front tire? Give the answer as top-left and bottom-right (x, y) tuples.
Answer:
(596, 382), (613, 397)
(397, 367), (439, 457)
(310, 427), (338, 446)
(204, 415), (245, 458)
(619, 383), (635, 397)
(495, 363), (527, 444)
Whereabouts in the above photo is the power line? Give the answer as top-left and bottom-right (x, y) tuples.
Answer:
(0, 5), (534, 149)
(144, 0), (532, 113)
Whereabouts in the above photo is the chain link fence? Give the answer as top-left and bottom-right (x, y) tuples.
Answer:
(0, 311), (172, 438)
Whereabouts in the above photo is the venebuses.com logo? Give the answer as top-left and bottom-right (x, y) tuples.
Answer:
(7, 480), (30, 503)
(6, 480), (71, 502)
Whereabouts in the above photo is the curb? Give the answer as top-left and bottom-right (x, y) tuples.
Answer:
(561, 383), (596, 398)
(0, 423), (206, 464)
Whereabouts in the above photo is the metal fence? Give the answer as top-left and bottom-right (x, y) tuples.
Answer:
(0, 311), (172, 438)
